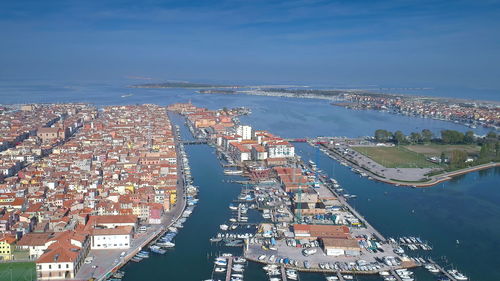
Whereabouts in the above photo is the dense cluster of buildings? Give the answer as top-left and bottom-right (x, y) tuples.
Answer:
(337, 93), (500, 130)
(168, 102), (295, 165)
(0, 104), (179, 280)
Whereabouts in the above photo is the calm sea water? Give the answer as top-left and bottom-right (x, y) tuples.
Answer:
(1, 79), (499, 281)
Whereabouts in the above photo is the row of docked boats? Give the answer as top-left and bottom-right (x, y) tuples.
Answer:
(208, 254), (247, 281)
(388, 236), (433, 251)
(154, 227), (178, 248)
(209, 232), (255, 247)
(131, 250), (150, 262)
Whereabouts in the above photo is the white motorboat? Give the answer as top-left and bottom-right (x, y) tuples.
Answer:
(214, 267), (226, 273)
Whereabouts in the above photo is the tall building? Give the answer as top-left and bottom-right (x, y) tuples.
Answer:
(236, 125), (252, 140)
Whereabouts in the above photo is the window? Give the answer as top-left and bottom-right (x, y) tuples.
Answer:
(58, 264), (61, 269)
(49, 265), (51, 269)
(66, 264), (69, 268)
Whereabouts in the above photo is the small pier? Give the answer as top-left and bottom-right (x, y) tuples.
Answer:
(225, 257), (233, 281)
(336, 271), (345, 281)
(279, 265), (288, 281)
(428, 258), (459, 281)
(390, 270), (403, 281)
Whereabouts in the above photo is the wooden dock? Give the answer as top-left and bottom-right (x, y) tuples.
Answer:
(389, 270), (403, 281)
(428, 259), (458, 281)
(281, 266), (288, 281)
(225, 257), (233, 281)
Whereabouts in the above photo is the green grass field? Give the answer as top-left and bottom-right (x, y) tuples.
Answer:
(0, 262), (36, 281)
(405, 144), (480, 157)
(352, 146), (439, 168)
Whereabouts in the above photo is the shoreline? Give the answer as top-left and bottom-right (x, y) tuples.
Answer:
(318, 142), (499, 187)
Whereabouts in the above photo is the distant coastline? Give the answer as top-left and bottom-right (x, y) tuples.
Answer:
(129, 81), (238, 89)
(129, 81), (499, 131)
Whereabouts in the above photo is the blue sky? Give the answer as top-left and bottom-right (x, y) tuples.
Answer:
(1, 0), (500, 90)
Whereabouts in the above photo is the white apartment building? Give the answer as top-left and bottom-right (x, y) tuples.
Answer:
(236, 125), (252, 140)
(91, 226), (133, 249)
(266, 142), (295, 158)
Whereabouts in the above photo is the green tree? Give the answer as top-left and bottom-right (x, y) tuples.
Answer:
(441, 130), (465, 144)
(479, 142), (499, 161)
(374, 129), (392, 142)
(486, 131), (497, 142)
(464, 131), (475, 144)
(393, 131), (406, 145)
(450, 150), (468, 168)
(421, 129), (433, 143)
(409, 132), (422, 144)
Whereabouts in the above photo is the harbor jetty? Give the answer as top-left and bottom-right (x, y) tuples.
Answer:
(225, 257), (233, 281)
(428, 258), (460, 281)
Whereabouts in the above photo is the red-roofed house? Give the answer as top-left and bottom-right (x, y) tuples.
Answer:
(35, 231), (89, 280)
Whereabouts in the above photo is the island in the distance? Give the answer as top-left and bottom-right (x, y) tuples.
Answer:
(129, 81), (238, 89)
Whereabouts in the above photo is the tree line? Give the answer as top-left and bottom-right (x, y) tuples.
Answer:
(374, 129), (497, 145)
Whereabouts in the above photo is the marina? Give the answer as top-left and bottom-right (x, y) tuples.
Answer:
(173, 109), (431, 278)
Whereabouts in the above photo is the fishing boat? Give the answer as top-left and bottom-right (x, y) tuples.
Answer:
(233, 257), (246, 263)
(210, 237), (223, 243)
(135, 251), (149, 258)
(448, 269), (468, 280)
(225, 239), (243, 247)
(131, 256), (143, 262)
(149, 245), (167, 254)
(157, 241), (175, 248)
(424, 264), (439, 273)
(214, 267), (226, 273)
